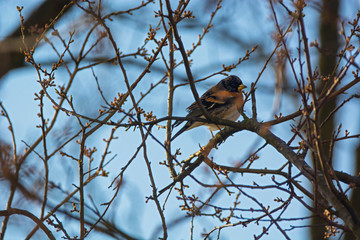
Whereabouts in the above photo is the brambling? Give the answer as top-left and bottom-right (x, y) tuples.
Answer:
(171, 75), (247, 141)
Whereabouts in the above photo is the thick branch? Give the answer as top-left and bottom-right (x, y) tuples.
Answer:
(250, 121), (360, 238)
(0, 209), (55, 240)
(160, 118), (360, 238)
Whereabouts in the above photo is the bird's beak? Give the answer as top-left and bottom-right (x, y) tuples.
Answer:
(238, 84), (247, 92)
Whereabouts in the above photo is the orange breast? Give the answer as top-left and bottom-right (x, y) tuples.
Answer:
(234, 93), (244, 111)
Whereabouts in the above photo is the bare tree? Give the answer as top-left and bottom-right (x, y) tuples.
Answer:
(0, 0), (360, 239)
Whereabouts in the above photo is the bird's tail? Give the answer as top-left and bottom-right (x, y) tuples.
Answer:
(171, 123), (189, 141)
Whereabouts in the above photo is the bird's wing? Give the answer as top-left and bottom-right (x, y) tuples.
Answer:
(187, 90), (235, 114)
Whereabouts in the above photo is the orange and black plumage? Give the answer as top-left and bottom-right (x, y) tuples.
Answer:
(171, 75), (246, 141)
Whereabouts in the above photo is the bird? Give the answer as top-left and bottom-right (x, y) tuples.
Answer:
(171, 75), (247, 141)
